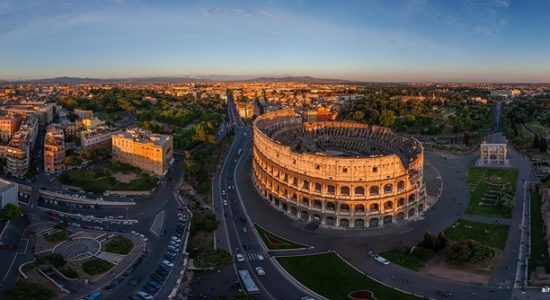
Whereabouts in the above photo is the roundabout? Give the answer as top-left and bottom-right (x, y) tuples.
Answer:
(52, 237), (101, 262)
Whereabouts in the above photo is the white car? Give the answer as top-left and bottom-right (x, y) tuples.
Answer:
(161, 260), (174, 267)
(222, 190), (226, 196)
(223, 200), (228, 206)
(171, 236), (182, 243)
(236, 253), (245, 262)
(255, 266), (266, 276)
(137, 291), (153, 299)
(257, 254), (264, 261)
(131, 231), (138, 235)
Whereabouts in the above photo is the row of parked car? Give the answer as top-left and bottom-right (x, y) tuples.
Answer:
(129, 209), (188, 300)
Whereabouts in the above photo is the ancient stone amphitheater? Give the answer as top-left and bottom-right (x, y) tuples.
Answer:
(252, 109), (427, 229)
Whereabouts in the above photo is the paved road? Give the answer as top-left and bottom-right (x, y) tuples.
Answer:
(206, 95), (314, 300)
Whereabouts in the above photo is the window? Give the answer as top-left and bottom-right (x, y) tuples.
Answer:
(372, 167), (378, 173)
(342, 167), (348, 173)
(355, 186), (365, 195)
(340, 186), (350, 196)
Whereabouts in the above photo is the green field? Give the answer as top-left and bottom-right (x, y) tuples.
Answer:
(277, 253), (418, 300)
(104, 235), (134, 255)
(529, 190), (550, 274)
(381, 246), (434, 271)
(82, 258), (113, 275)
(59, 162), (157, 193)
(466, 167), (518, 218)
(254, 224), (309, 250)
(444, 219), (509, 249)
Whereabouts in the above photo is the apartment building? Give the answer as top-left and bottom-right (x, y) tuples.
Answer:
(112, 128), (173, 176)
(0, 178), (18, 208)
(6, 116), (39, 177)
(0, 114), (22, 143)
(44, 124), (66, 174)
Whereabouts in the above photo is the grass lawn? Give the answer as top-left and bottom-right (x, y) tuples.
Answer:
(59, 162), (157, 193)
(529, 190), (550, 274)
(277, 253), (418, 300)
(44, 230), (68, 243)
(59, 266), (79, 279)
(104, 235), (134, 255)
(465, 167), (518, 218)
(444, 219), (509, 249)
(381, 246), (434, 271)
(254, 224), (309, 250)
(82, 258), (113, 275)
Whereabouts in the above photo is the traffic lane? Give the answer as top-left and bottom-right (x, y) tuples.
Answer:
(224, 173), (305, 300)
(107, 199), (182, 299)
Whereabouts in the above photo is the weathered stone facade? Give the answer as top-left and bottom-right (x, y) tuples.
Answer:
(252, 109), (427, 229)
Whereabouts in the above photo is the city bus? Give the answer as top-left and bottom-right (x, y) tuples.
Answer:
(238, 269), (260, 294)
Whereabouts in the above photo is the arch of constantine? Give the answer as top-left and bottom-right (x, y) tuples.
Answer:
(252, 109), (427, 229)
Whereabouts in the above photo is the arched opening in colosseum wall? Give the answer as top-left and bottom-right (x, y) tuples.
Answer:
(290, 207), (297, 216)
(300, 211), (309, 221)
(292, 177), (298, 187)
(369, 203), (379, 212)
(397, 198), (405, 207)
(302, 180), (309, 190)
(383, 201), (393, 210)
(314, 182), (322, 193)
(326, 202), (336, 211)
(340, 204), (350, 212)
(339, 218), (350, 228)
(327, 185), (336, 195)
(340, 186), (350, 196)
(283, 189), (288, 197)
(312, 214), (321, 221)
(397, 181), (405, 191)
(369, 218), (379, 228)
(326, 216), (335, 226)
(408, 194), (416, 204)
(418, 203), (424, 212)
(282, 203), (288, 212)
(274, 198), (280, 206)
(355, 187), (365, 195)
(369, 186), (379, 196)
(396, 212), (405, 221)
(354, 219), (365, 228)
(313, 200), (322, 209)
(408, 207), (416, 217)
(384, 184), (393, 194)
(301, 197), (309, 207)
(383, 215), (393, 224)
(355, 204), (365, 213)
(291, 193), (297, 202)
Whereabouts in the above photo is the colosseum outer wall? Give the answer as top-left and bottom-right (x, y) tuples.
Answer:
(252, 109), (427, 229)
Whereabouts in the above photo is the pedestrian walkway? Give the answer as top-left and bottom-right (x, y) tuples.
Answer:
(244, 252), (263, 261)
(461, 213), (511, 225)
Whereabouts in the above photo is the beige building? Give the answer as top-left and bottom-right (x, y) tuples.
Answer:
(112, 128), (173, 176)
(0, 114), (22, 143)
(252, 109), (426, 229)
(44, 124), (66, 174)
(236, 101), (260, 119)
(6, 116), (39, 177)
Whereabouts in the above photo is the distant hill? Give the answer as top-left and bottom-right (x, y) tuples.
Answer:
(1, 76), (211, 84)
(241, 76), (354, 84)
(0, 75), (358, 84)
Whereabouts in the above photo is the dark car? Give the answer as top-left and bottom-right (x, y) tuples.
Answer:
(129, 277), (141, 285)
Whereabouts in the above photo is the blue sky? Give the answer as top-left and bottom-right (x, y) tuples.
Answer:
(0, 0), (549, 82)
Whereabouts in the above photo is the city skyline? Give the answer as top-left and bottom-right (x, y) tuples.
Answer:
(1, 0), (550, 82)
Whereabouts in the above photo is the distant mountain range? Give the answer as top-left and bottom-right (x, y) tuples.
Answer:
(0, 75), (354, 84)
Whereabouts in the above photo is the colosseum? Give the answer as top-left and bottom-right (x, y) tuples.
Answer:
(252, 109), (427, 229)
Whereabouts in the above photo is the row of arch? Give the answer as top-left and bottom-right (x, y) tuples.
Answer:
(254, 149), (418, 198)
(292, 195), (418, 213)
(276, 200), (425, 228)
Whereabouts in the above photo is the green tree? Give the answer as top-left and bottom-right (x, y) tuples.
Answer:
(2, 203), (21, 221)
(64, 155), (82, 166)
(352, 111), (365, 121)
(539, 137), (548, 153)
(194, 249), (233, 269)
(379, 110), (396, 128)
